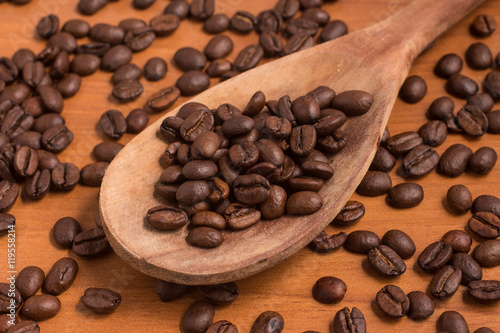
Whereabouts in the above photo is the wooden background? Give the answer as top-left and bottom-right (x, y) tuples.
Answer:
(0, 0), (499, 331)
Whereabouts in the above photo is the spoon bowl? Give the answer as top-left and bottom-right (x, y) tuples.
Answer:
(100, 0), (484, 285)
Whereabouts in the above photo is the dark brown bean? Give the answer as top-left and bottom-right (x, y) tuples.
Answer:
(308, 231), (346, 253)
(429, 265), (462, 299)
(72, 228), (109, 256)
(81, 288), (121, 314)
(15, 266), (45, 300)
(21, 295), (60, 321)
(368, 245), (406, 277)
(43, 257), (78, 296)
(250, 311), (284, 333)
(181, 300), (215, 333)
(344, 230), (380, 254)
(418, 241), (453, 273)
(442, 230), (472, 253)
(376, 285), (409, 318)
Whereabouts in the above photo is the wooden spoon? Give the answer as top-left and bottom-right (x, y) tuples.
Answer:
(100, 0), (485, 285)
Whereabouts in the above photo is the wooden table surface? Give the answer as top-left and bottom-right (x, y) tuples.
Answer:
(1, 0), (499, 332)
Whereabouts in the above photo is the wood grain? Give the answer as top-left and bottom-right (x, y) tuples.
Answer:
(0, 0), (499, 332)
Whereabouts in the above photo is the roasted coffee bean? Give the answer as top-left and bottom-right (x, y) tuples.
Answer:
(76, 42), (110, 57)
(24, 169), (50, 200)
(22, 61), (44, 88)
(52, 216), (82, 249)
(286, 191), (322, 215)
(471, 14), (497, 37)
(288, 176), (323, 192)
(62, 19), (90, 38)
(434, 53), (463, 78)
(317, 19), (348, 43)
(179, 109), (214, 142)
(442, 230), (472, 253)
(182, 160), (218, 180)
(73, 228), (109, 256)
(93, 141), (123, 162)
(468, 280), (500, 303)
(385, 131), (423, 157)
(133, 0), (155, 9)
(446, 185), (472, 215)
(230, 11), (256, 34)
(146, 205), (188, 230)
(81, 288), (121, 314)
(465, 42), (492, 70)
(191, 211), (225, 230)
(429, 265), (462, 299)
(181, 300), (215, 333)
(147, 86), (181, 113)
(438, 143), (473, 177)
(457, 105), (488, 137)
(256, 10), (282, 34)
(141, 57), (167, 82)
(446, 74), (479, 99)
(250, 311), (284, 333)
(70, 53), (101, 76)
(38, 85), (64, 114)
(468, 147), (497, 174)
(21, 97), (44, 118)
(233, 174), (270, 205)
(356, 171), (392, 197)
(51, 163), (80, 190)
(285, 18), (318, 37)
(99, 110), (126, 139)
(472, 239), (500, 267)
(259, 31), (283, 57)
(376, 285), (409, 318)
(406, 291), (434, 320)
(333, 307), (366, 333)
(234, 45), (264, 72)
(206, 177), (230, 203)
(174, 47), (207, 72)
(123, 109), (148, 134)
(89, 23), (124, 45)
(289, 125), (316, 157)
(332, 201), (365, 226)
(119, 18), (147, 32)
(418, 120), (447, 147)
(228, 141), (258, 167)
(0, 181), (19, 212)
(314, 109), (346, 137)
(0, 83), (31, 105)
(450, 253), (482, 285)
(176, 180), (210, 206)
(306, 86), (335, 109)
(1, 106), (34, 139)
(224, 203), (260, 229)
(0, 283), (22, 313)
(78, 0), (108, 15)
(274, 0), (300, 20)
(206, 321), (238, 333)
(474, 328), (495, 333)
(344, 230), (380, 254)
(257, 184), (286, 220)
(12, 138), (38, 168)
(0, 58), (18, 84)
(381, 229), (415, 259)
(198, 282), (238, 305)
(176, 70), (210, 96)
(368, 245), (406, 276)
(35, 46), (60, 67)
(312, 276), (346, 304)
(37, 150), (60, 171)
(50, 51), (69, 79)
(203, 14), (230, 34)
(204, 35), (233, 61)
(216, 103), (242, 123)
(155, 280), (189, 302)
(418, 241), (453, 273)
(150, 14), (181, 36)
(467, 93), (494, 114)
(437, 311), (469, 333)
(331, 90), (373, 117)
(291, 95), (320, 125)
(222, 115), (254, 137)
(112, 79), (143, 102)
(206, 59), (233, 77)
(281, 34), (314, 56)
(124, 26), (155, 52)
(301, 8), (329, 26)
(21, 295), (60, 321)
(80, 162), (108, 187)
(399, 75), (427, 103)
(101, 45), (132, 72)
(401, 144), (439, 177)
(254, 138), (285, 167)
(308, 231), (346, 253)
(111, 63), (142, 84)
(473, 194), (500, 217)
(190, 0), (214, 21)
(0, 213), (14, 235)
(370, 147), (396, 172)
(6, 321), (40, 333)
(48, 32), (77, 54)
(15, 266), (44, 301)
(43, 257), (78, 295)
(468, 211), (499, 239)
(12, 49), (35, 72)
(57, 73), (81, 98)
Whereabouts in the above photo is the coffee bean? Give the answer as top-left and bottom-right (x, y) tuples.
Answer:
(0, 83), (31, 105)
(344, 230), (380, 254)
(467, 94), (494, 115)
(474, 328), (495, 333)
(149, 14), (181, 36)
(470, 14), (497, 37)
(93, 141), (123, 162)
(330, 201), (364, 227)
(234, 45), (264, 72)
(0, 58), (18, 84)
(317, 19), (348, 43)
(0, 181), (19, 212)
(50, 50), (69, 79)
(132, 0), (155, 9)
(206, 321), (238, 333)
(356, 171), (392, 197)
(73, 228), (109, 256)
(190, 0), (214, 21)
(418, 241), (453, 273)
(0, 283), (22, 313)
(1, 106), (34, 139)
(446, 74), (479, 99)
(381, 229), (415, 259)
(0, 213), (14, 235)
(48, 32), (77, 54)
(80, 162), (108, 187)
(442, 230), (472, 253)
(141, 57), (167, 82)
(203, 14), (230, 34)
(12, 49), (35, 72)
(281, 34), (314, 56)
(0, 313), (16, 332)
(37, 150), (60, 170)
(57, 73), (82, 98)
(446, 185), (472, 215)
(147, 86), (181, 112)
(468, 211), (499, 239)
(78, 0), (107, 15)
(399, 75), (427, 103)
(333, 307), (366, 333)
(402, 144), (439, 177)
(450, 253), (482, 285)
(429, 265), (462, 299)
(306, 86), (335, 109)
(437, 311), (469, 333)
(457, 105), (488, 137)
(76, 42), (110, 57)
(438, 143), (473, 177)
(290, 125), (317, 156)
(43, 257), (78, 295)
(146, 205), (188, 230)
(179, 109), (214, 143)
(117, 18), (146, 33)
(197, 282), (238, 305)
(204, 35), (233, 61)
(99, 110), (126, 139)
(123, 26), (155, 52)
(257, 184), (286, 220)
(22, 61), (44, 88)
(24, 169), (51, 200)
(302, 8), (330, 26)
(370, 147), (396, 172)
(155, 280), (190, 302)
(285, 18), (318, 37)
(308, 230), (346, 253)
(385, 131), (423, 157)
(313, 109), (346, 137)
(112, 79), (143, 102)
(376, 285), (409, 318)
(418, 120), (447, 147)
(256, 10), (283, 33)
(274, 0), (300, 20)
(434, 53), (463, 78)
(468, 280), (500, 303)
(224, 203), (260, 229)
(81, 288), (121, 314)
(312, 276), (346, 304)
(176, 70), (210, 96)
(21, 295), (60, 321)
(174, 47), (207, 72)
(12, 146), (38, 179)
(286, 191), (322, 215)
(206, 59), (233, 77)
(473, 194), (500, 217)
(6, 321), (40, 333)
(69, 54), (100, 77)
(368, 245), (406, 276)
(331, 90), (373, 116)
(250, 311), (284, 333)
(406, 291), (434, 320)
(472, 239), (500, 267)
(89, 23), (124, 45)
(176, 180), (210, 206)
(38, 85), (64, 114)
(182, 160), (218, 180)
(181, 300), (215, 333)
(62, 19), (90, 38)
(51, 162), (80, 191)
(52, 216), (82, 249)
(468, 147), (497, 174)
(101, 45), (132, 72)
(230, 11), (256, 34)
(465, 42), (492, 70)
(259, 31), (283, 57)
(233, 174), (270, 205)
